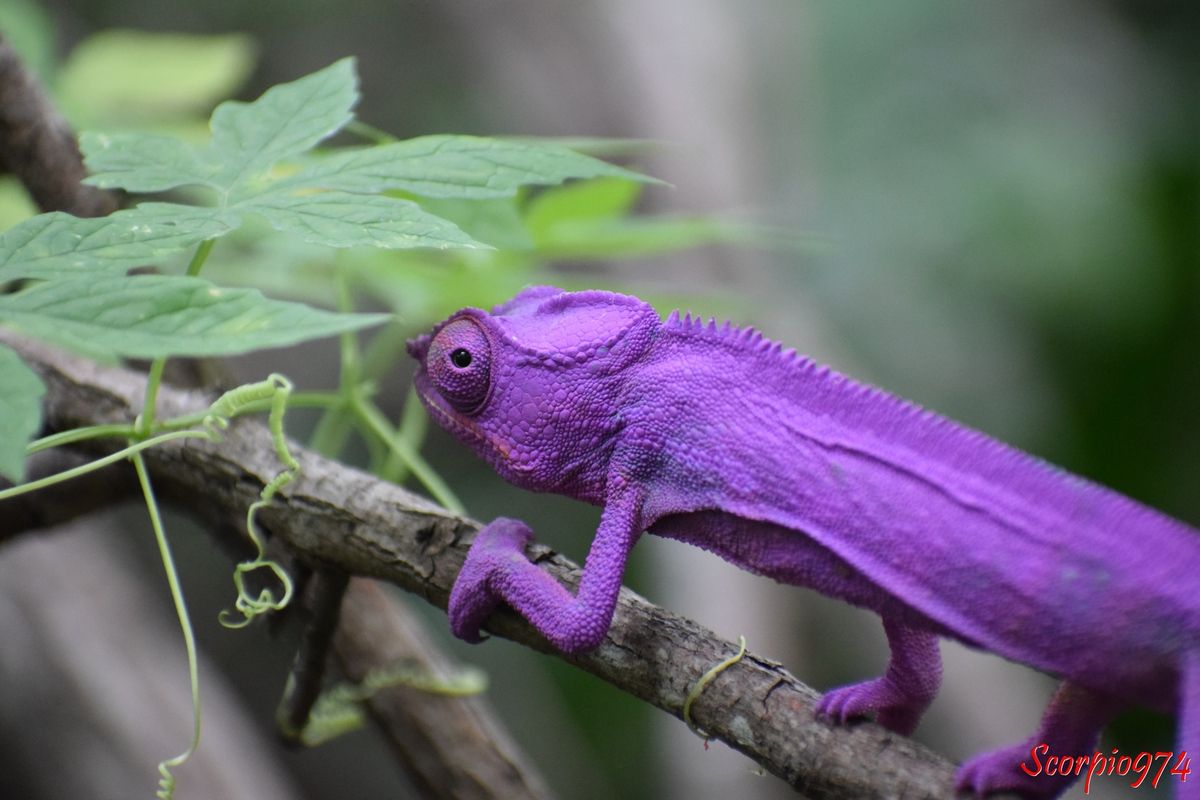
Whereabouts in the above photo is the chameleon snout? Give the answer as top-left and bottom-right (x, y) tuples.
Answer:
(406, 333), (433, 362)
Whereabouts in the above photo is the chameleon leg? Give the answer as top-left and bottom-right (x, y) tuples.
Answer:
(955, 680), (1122, 799)
(448, 484), (643, 654)
(816, 617), (941, 735)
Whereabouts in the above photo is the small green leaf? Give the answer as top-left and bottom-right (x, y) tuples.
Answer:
(524, 177), (643, 241)
(58, 31), (255, 129)
(0, 203), (237, 282)
(284, 135), (659, 199)
(0, 344), (45, 483)
(82, 132), (217, 193)
(0, 274), (389, 358)
(242, 190), (487, 250)
(532, 216), (760, 259)
(209, 57), (358, 194)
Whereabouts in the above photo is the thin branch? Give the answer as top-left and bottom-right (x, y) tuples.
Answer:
(0, 35), (118, 217)
(335, 578), (553, 800)
(277, 567), (350, 744)
(3, 330), (962, 800)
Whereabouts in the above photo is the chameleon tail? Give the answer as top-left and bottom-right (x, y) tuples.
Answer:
(1180, 651), (1199, 800)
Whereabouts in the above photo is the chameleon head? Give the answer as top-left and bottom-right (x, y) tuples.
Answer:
(407, 286), (658, 496)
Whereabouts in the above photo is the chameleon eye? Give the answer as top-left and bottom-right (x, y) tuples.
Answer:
(427, 318), (492, 413)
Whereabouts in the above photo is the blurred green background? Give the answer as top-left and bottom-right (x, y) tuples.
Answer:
(0, 1), (1195, 799)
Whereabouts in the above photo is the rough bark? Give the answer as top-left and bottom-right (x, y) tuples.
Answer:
(3, 330), (967, 800)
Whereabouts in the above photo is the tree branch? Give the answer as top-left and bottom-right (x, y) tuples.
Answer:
(0, 35), (119, 217)
(3, 330), (962, 799)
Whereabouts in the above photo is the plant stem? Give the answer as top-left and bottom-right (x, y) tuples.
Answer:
(185, 238), (216, 277)
(138, 238), (219, 436)
(345, 119), (397, 144)
(309, 273), (361, 457)
(26, 423), (137, 454)
(132, 450), (202, 790)
(380, 387), (428, 483)
(137, 357), (168, 435)
(161, 391), (341, 432)
(350, 393), (464, 514)
(0, 430), (213, 501)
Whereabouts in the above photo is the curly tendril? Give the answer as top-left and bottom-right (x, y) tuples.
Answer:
(206, 374), (300, 629)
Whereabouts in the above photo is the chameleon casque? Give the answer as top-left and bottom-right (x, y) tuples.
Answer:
(407, 285), (1200, 799)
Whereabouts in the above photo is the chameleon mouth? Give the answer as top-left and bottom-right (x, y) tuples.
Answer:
(412, 371), (490, 447)
(411, 371), (527, 474)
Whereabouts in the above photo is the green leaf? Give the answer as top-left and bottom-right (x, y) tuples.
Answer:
(523, 177), (643, 241)
(82, 132), (218, 193)
(0, 203), (237, 282)
(209, 57), (358, 194)
(532, 216), (764, 259)
(241, 190), (487, 250)
(0, 274), (388, 358)
(0, 344), (45, 483)
(58, 31), (255, 129)
(284, 135), (659, 199)
(412, 196), (532, 250)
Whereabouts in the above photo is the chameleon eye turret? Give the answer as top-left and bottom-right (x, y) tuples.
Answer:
(425, 317), (492, 413)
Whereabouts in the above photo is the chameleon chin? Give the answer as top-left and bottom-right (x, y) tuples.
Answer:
(409, 285), (1200, 800)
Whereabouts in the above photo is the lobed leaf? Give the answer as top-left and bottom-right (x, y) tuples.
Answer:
(0, 203), (237, 282)
(0, 274), (389, 359)
(0, 344), (45, 483)
(208, 57), (358, 195)
(281, 135), (659, 199)
(242, 189), (487, 250)
(82, 132), (218, 193)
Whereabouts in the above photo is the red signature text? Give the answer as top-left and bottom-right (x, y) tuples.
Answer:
(1021, 744), (1191, 794)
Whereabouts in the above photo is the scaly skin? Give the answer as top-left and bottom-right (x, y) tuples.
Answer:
(408, 286), (1200, 799)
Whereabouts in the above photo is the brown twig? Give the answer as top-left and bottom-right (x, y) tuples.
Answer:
(0, 35), (118, 217)
(4, 330), (962, 800)
(335, 578), (553, 800)
(276, 567), (351, 743)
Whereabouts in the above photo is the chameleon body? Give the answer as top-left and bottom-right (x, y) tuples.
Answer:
(407, 285), (1200, 799)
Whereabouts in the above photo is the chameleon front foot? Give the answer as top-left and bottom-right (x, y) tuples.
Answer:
(816, 677), (928, 735)
(448, 517), (535, 643)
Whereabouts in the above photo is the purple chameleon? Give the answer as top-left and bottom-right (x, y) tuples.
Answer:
(407, 285), (1200, 799)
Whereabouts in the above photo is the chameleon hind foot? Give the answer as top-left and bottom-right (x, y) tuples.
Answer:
(955, 741), (1073, 799)
(816, 675), (930, 735)
(817, 618), (941, 735)
(955, 680), (1120, 799)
